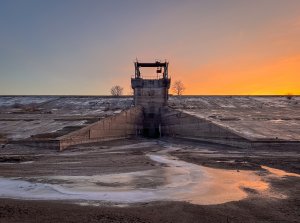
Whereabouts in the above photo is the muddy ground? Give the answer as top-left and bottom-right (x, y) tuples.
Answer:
(0, 138), (299, 223)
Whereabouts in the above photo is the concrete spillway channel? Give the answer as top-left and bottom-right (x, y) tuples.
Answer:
(2, 96), (300, 150)
(15, 101), (300, 151)
(57, 106), (245, 150)
(55, 106), (300, 150)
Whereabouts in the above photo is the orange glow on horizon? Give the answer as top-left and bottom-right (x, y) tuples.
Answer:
(171, 55), (300, 95)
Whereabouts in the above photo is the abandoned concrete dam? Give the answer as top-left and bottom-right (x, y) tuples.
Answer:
(1, 62), (300, 222)
(0, 61), (300, 151)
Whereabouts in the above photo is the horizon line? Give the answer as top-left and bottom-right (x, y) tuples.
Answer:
(0, 94), (299, 97)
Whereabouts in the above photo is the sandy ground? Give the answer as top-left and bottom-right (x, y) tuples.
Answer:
(0, 138), (299, 222)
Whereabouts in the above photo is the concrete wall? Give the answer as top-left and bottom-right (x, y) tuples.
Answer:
(161, 108), (300, 149)
(131, 78), (170, 109)
(12, 105), (299, 150)
(131, 78), (170, 137)
(161, 108), (251, 148)
(58, 106), (143, 150)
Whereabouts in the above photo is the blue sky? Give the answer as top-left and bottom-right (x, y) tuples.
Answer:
(1, 0), (300, 95)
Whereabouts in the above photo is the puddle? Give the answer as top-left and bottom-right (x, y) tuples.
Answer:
(261, 166), (300, 177)
(147, 154), (271, 205)
(0, 148), (285, 205)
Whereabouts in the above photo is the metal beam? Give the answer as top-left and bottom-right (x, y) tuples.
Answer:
(136, 62), (167, 67)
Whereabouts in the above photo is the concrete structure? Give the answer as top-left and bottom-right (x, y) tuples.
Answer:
(55, 61), (172, 144)
(161, 108), (246, 146)
(11, 106), (143, 150)
(131, 61), (171, 137)
(58, 106), (143, 150)
(1, 64), (299, 150)
(161, 107), (300, 149)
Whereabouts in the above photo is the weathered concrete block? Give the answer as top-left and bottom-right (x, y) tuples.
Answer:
(58, 106), (143, 150)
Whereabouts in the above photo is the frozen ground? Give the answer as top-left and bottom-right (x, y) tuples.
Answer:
(0, 96), (299, 223)
(0, 96), (299, 141)
(0, 139), (298, 205)
(0, 96), (133, 140)
(0, 154), (287, 205)
(0, 138), (299, 222)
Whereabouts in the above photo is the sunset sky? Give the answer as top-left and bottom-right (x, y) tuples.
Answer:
(1, 0), (300, 95)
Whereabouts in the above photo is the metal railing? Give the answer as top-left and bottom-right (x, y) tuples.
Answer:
(131, 75), (165, 80)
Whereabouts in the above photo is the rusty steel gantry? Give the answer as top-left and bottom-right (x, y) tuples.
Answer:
(134, 61), (169, 79)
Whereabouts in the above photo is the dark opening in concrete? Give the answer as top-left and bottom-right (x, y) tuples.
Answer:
(142, 127), (160, 138)
(142, 112), (161, 138)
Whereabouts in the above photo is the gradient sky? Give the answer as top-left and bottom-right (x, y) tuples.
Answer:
(1, 0), (300, 95)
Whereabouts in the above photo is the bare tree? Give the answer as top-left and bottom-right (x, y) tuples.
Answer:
(172, 80), (185, 95)
(286, 93), (293, 100)
(110, 85), (123, 97)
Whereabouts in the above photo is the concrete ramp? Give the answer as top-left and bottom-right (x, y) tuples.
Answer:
(161, 108), (249, 148)
(161, 108), (300, 149)
(58, 106), (143, 150)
